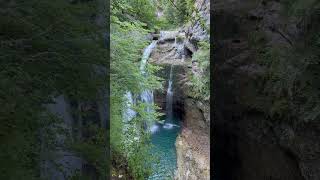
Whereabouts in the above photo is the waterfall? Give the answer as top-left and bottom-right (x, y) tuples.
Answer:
(166, 65), (174, 120)
(123, 91), (136, 122)
(122, 91), (138, 150)
(122, 40), (157, 142)
(140, 41), (157, 73)
(148, 65), (181, 180)
(121, 40), (157, 134)
(163, 65), (180, 129)
(139, 40), (157, 108)
(140, 40), (158, 133)
(123, 40), (157, 120)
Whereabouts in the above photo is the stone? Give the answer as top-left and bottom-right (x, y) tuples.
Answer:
(213, 0), (320, 179)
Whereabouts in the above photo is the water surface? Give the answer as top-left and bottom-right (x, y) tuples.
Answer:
(148, 118), (181, 180)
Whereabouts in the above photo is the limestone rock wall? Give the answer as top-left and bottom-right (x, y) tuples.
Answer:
(174, 0), (210, 179)
(186, 0), (210, 43)
(213, 0), (320, 180)
(175, 97), (210, 180)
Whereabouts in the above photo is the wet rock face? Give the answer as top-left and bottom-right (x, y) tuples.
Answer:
(213, 0), (320, 180)
(151, 31), (210, 180)
(154, 64), (186, 120)
(151, 31), (189, 121)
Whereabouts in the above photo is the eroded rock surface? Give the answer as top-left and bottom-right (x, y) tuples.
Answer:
(174, 0), (211, 179)
(175, 97), (210, 180)
(150, 1), (210, 178)
(213, 0), (320, 180)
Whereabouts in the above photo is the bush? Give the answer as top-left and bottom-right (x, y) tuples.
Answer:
(187, 41), (210, 100)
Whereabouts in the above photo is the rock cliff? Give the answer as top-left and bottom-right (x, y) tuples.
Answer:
(173, 0), (211, 179)
(175, 97), (210, 180)
(150, 27), (210, 180)
(213, 0), (320, 180)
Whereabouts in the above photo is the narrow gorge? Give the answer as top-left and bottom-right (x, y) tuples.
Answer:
(3, 0), (320, 179)
(1, 0), (211, 178)
(111, 0), (210, 179)
(152, 1), (210, 179)
(122, 25), (210, 179)
(147, 28), (211, 179)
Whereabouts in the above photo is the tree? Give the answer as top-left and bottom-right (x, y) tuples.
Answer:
(110, 0), (163, 178)
(0, 0), (108, 178)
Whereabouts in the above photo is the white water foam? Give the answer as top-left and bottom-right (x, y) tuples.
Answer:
(150, 124), (160, 133)
(163, 123), (180, 129)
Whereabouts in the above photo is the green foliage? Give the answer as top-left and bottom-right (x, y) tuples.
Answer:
(159, 0), (209, 33)
(158, 0), (194, 28)
(118, 105), (161, 179)
(0, 0), (107, 179)
(187, 41), (210, 100)
(111, 0), (158, 29)
(110, 2), (163, 178)
(282, 0), (319, 17)
(262, 44), (320, 122)
(174, 0), (189, 25)
(71, 125), (108, 178)
(242, 1), (320, 123)
(251, 2), (320, 123)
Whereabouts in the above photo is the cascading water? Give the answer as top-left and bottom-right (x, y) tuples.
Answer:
(140, 41), (157, 72)
(123, 91), (136, 122)
(123, 39), (181, 179)
(139, 40), (158, 133)
(148, 65), (181, 180)
(122, 91), (139, 151)
(122, 41), (157, 146)
(166, 65), (174, 120)
(163, 65), (179, 129)
(122, 40), (157, 121)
